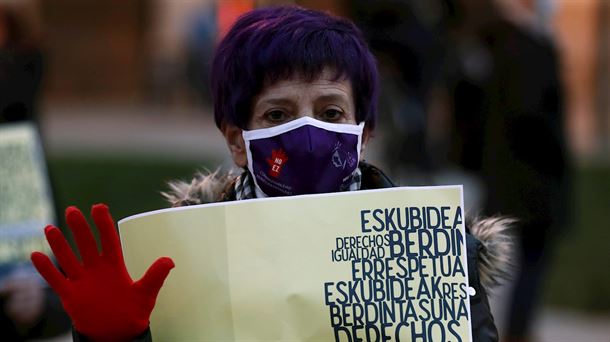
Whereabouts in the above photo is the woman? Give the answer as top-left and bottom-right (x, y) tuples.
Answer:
(31, 6), (510, 341)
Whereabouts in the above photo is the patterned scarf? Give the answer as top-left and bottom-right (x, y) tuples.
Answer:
(235, 168), (362, 200)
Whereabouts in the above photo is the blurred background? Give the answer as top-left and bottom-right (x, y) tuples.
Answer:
(0, 0), (608, 341)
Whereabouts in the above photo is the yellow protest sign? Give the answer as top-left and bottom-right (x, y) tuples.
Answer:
(118, 186), (471, 341)
(0, 122), (54, 265)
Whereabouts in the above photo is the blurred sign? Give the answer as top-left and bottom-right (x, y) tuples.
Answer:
(0, 122), (54, 270)
(217, 0), (254, 40)
(119, 186), (472, 341)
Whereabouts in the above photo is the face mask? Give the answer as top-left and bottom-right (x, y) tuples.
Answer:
(242, 116), (365, 197)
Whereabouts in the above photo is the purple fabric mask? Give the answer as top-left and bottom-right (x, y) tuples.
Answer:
(242, 117), (365, 197)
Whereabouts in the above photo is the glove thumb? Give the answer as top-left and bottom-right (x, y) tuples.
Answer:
(134, 257), (175, 299)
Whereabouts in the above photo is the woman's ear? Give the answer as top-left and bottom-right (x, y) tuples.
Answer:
(221, 122), (247, 167)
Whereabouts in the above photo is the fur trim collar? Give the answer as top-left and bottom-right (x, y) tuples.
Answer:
(469, 216), (515, 291)
(162, 170), (236, 207)
(163, 171), (514, 291)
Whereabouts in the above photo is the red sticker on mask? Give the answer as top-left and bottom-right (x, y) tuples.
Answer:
(266, 149), (288, 178)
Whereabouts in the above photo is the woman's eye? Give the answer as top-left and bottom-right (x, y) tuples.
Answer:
(264, 110), (287, 123)
(321, 108), (344, 122)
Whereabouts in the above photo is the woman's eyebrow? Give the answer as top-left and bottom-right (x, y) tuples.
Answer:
(255, 97), (294, 107)
(315, 93), (350, 105)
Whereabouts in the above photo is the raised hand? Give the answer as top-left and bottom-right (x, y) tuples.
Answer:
(31, 204), (174, 341)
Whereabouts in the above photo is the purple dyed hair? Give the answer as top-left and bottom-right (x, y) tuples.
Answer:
(210, 6), (379, 130)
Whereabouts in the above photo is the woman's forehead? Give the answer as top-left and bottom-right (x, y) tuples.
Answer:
(255, 79), (353, 107)
(263, 66), (347, 87)
(258, 68), (353, 100)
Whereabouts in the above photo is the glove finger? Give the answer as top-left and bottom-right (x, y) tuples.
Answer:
(66, 206), (99, 267)
(31, 252), (68, 298)
(135, 257), (175, 299)
(91, 204), (123, 265)
(44, 225), (82, 279)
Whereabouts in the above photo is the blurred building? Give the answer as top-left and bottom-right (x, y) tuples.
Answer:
(552, 0), (610, 160)
(40, 0), (150, 103)
(5, 0), (605, 159)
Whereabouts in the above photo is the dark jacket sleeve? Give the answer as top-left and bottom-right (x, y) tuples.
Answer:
(72, 327), (152, 342)
(466, 233), (499, 342)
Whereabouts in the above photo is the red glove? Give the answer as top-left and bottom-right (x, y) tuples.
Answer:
(31, 204), (174, 342)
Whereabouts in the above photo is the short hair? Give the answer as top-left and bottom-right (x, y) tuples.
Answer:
(210, 6), (379, 130)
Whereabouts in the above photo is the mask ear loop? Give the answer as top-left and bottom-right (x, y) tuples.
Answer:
(242, 137), (267, 197)
(354, 121), (365, 166)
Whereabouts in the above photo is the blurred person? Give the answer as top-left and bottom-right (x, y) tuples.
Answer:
(350, 0), (446, 184)
(0, 2), (42, 123)
(0, 3), (71, 340)
(442, 0), (572, 341)
(29, 6), (513, 341)
(184, 6), (216, 106)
